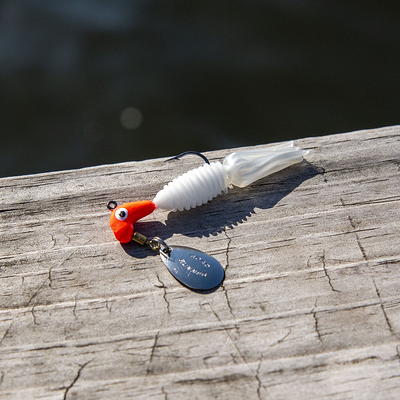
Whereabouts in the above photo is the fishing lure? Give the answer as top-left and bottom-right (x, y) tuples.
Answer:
(107, 141), (307, 290)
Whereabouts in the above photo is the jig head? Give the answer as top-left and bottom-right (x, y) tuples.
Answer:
(107, 200), (156, 243)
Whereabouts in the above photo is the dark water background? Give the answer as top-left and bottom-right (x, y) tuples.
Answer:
(1, 1), (399, 177)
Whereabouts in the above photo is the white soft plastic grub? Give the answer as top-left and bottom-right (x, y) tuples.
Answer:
(153, 141), (308, 211)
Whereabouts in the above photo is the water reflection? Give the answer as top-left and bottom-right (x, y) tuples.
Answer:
(0, 1), (399, 177)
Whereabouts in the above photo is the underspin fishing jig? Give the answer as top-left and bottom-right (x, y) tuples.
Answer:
(107, 141), (308, 290)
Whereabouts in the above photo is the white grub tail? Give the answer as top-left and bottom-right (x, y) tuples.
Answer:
(153, 141), (308, 211)
(153, 162), (229, 211)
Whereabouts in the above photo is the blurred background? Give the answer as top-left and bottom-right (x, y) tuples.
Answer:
(0, 0), (399, 177)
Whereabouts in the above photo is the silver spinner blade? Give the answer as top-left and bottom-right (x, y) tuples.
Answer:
(160, 246), (225, 291)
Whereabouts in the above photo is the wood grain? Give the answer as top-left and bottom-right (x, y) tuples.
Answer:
(1, 125), (400, 399)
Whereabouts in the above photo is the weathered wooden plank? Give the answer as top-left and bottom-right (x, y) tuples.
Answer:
(0, 125), (400, 399)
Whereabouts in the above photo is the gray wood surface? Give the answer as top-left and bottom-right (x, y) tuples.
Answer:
(1, 126), (400, 399)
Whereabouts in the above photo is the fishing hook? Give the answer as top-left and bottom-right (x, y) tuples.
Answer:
(165, 151), (210, 164)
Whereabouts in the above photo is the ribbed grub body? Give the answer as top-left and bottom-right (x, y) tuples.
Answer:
(153, 162), (229, 211)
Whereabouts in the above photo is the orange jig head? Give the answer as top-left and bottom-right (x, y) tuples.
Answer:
(107, 200), (157, 243)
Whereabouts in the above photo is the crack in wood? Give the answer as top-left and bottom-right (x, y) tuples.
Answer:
(312, 299), (322, 344)
(155, 272), (170, 315)
(105, 299), (112, 314)
(175, 373), (249, 386)
(31, 306), (39, 325)
(271, 329), (292, 347)
(346, 215), (368, 262)
(147, 330), (160, 375)
(204, 302), (246, 365)
(320, 251), (341, 292)
(347, 215), (357, 229)
(372, 279), (398, 338)
(344, 196), (400, 207)
(26, 279), (47, 307)
(50, 234), (56, 248)
(355, 235), (368, 261)
(62, 360), (91, 400)
(27, 249), (79, 306)
(223, 227), (232, 275)
(318, 166), (328, 183)
(72, 296), (78, 320)
(222, 226), (235, 324)
(265, 355), (380, 377)
(255, 358), (263, 400)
